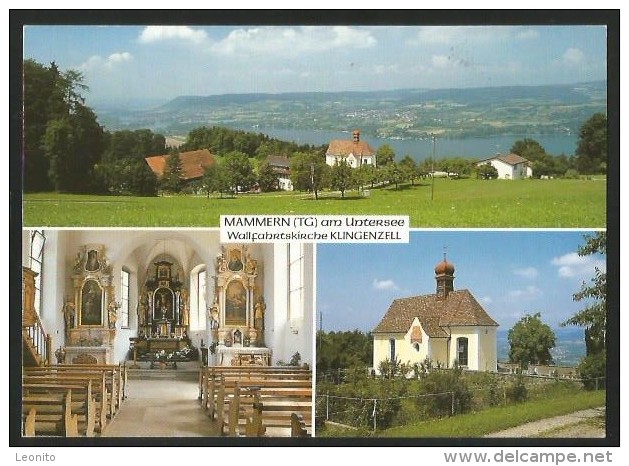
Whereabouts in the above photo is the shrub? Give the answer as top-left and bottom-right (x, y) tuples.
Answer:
(564, 168), (580, 179)
(419, 366), (472, 417)
(577, 351), (606, 390)
(505, 375), (528, 403)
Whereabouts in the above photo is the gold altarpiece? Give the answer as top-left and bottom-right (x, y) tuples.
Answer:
(64, 245), (117, 364)
(211, 245), (270, 365)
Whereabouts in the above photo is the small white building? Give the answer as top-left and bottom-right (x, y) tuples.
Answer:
(476, 153), (533, 180)
(325, 129), (376, 168)
(373, 256), (499, 373)
(266, 155), (293, 191)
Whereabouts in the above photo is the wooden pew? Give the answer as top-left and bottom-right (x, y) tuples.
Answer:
(23, 373), (107, 433)
(242, 391), (312, 437)
(22, 388), (82, 437)
(200, 366), (311, 409)
(24, 364), (124, 418)
(207, 375), (312, 437)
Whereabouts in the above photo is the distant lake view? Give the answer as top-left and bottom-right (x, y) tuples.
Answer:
(497, 327), (586, 367)
(231, 125), (578, 163)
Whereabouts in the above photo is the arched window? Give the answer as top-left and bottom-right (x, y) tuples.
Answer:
(29, 230), (45, 315)
(413, 342), (421, 352)
(189, 265), (206, 331)
(288, 243), (304, 322)
(120, 268), (130, 328)
(457, 337), (469, 367)
(389, 338), (396, 361)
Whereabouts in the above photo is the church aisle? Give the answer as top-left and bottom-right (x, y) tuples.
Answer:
(101, 378), (220, 437)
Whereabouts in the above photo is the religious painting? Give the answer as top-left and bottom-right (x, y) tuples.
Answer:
(85, 249), (100, 272)
(225, 281), (246, 325)
(80, 279), (103, 326)
(228, 249), (243, 272)
(153, 287), (174, 321)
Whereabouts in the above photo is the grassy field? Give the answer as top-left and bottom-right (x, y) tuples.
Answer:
(22, 177), (606, 227)
(319, 389), (606, 438)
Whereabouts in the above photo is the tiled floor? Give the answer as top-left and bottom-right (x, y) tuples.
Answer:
(101, 377), (220, 437)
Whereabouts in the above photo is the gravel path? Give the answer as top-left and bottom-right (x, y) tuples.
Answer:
(484, 407), (605, 438)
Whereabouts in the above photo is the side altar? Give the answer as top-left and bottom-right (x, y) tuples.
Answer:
(209, 245), (270, 366)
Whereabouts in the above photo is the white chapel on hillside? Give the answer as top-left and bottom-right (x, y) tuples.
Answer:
(373, 255), (499, 372)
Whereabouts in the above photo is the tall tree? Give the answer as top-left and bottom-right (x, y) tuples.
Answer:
(24, 60), (104, 193)
(376, 144), (396, 167)
(223, 151), (256, 192)
(257, 162), (279, 192)
(563, 232), (607, 355)
(511, 138), (547, 163)
(329, 159), (356, 198)
(160, 152), (184, 193)
(290, 152), (329, 200)
(508, 312), (556, 368)
(399, 155), (418, 185)
(575, 113), (607, 174)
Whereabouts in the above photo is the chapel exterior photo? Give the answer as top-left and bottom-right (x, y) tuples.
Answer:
(373, 255), (499, 373)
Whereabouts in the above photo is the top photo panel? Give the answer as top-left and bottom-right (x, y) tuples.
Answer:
(19, 21), (612, 228)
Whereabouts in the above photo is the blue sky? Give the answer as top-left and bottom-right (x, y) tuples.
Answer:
(23, 25), (607, 105)
(316, 230), (606, 332)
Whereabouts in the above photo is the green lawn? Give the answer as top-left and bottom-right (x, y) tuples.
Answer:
(22, 177), (606, 227)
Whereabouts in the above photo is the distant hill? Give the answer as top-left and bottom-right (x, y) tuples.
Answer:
(96, 81), (607, 140)
(158, 82), (604, 112)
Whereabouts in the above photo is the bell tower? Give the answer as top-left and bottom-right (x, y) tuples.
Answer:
(434, 251), (455, 298)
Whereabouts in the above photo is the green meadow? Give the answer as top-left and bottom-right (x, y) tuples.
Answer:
(22, 178), (606, 228)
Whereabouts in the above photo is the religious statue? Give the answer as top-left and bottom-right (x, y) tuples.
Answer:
(108, 301), (119, 329)
(255, 296), (266, 346)
(180, 289), (189, 326)
(62, 300), (76, 338)
(73, 251), (83, 274)
(245, 257), (257, 275)
(216, 253), (227, 273)
(208, 298), (219, 329)
(54, 346), (66, 364)
(138, 291), (148, 326)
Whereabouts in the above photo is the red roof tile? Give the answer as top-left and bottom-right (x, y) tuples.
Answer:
(326, 139), (375, 157)
(373, 289), (499, 337)
(145, 149), (216, 181)
(477, 153), (530, 166)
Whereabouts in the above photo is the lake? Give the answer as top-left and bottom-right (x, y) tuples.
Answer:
(231, 125), (578, 163)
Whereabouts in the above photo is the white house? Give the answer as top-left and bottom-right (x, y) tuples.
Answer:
(325, 129), (376, 168)
(22, 229), (313, 367)
(373, 256), (499, 372)
(476, 153), (533, 180)
(266, 155), (293, 191)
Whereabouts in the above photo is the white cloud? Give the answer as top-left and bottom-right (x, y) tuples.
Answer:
(79, 52), (133, 70)
(431, 55), (450, 68)
(106, 52), (132, 66)
(517, 29), (540, 40)
(551, 253), (605, 279)
(139, 26), (208, 45)
(409, 26), (540, 47)
(563, 47), (585, 65)
(480, 296), (493, 304)
(211, 26), (376, 57)
(506, 285), (542, 301)
(372, 278), (400, 291)
(513, 266), (539, 279)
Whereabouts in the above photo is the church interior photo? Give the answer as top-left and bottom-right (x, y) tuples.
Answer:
(20, 229), (314, 439)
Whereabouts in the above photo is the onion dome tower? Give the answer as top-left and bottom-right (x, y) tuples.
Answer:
(435, 252), (455, 298)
